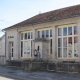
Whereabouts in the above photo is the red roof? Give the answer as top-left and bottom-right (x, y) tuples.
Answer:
(4, 4), (80, 30)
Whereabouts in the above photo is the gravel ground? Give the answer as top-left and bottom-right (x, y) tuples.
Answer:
(0, 65), (80, 80)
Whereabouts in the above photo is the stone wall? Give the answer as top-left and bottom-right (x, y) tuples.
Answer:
(6, 60), (80, 72)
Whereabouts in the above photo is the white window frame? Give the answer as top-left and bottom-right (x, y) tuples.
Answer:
(20, 30), (33, 58)
(37, 28), (52, 54)
(57, 24), (78, 59)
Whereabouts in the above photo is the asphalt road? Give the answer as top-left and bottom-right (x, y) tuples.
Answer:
(0, 66), (80, 80)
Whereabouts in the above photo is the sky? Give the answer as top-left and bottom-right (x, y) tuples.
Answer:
(0, 0), (80, 37)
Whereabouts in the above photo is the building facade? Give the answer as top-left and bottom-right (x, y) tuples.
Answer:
(4, 4), (80, 62)
(0, 35), (5, 65)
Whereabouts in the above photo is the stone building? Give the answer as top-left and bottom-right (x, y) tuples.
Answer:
(0, 35), (5, 65)
(3, 4), (80, 62)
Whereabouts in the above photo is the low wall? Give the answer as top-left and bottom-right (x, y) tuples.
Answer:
(6, 60), (80, 72)
(55, 62), (80, 72)
(7, 60), (22, 67)
(21, 60), (48, 71)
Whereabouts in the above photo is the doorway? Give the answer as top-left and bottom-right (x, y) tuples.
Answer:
(9, 42), (14, 60)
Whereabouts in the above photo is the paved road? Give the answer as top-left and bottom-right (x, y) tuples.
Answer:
(0, 66), (80, 80)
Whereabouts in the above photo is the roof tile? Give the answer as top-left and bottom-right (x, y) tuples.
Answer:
(4, 4), (80, 30)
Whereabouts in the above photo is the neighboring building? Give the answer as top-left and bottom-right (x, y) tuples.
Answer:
(0, 35), (5, 65)
(3, 4), (80, 62)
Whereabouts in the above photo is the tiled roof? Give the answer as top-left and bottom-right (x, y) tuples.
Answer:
(4, 4), (80, 30)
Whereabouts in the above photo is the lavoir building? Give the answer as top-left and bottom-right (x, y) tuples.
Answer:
(3, 4), (80, 62)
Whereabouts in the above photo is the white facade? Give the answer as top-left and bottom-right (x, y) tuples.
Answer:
(2, 4), (80, 63)
(4, 16), (80, 62)
(0, 35), (5, 65)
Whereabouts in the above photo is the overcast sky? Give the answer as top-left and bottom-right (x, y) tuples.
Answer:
(0, 0), (80, 37)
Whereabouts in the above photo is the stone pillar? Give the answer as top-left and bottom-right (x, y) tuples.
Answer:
(52, 25), (57, 61)
(17, 31), (21, 59)
(76, 19), (80, 62)
(32, 28), (37, 59)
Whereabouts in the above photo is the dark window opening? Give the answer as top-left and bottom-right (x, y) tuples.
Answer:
(42, 30), (44, 38)
(12, 53), (13, 57)
(31, 32), (32, 39)
(31, 40), (32, 57)
(50, 29), (52, 37)
(37, 46), (39, 51)
(50, 39), (52, 54)
(28, 32), (30, 39)
(46, 30), (49, 37)
(25, 33), (27, 39)
(21, 41), (23, 57)
(12, 48), (13, 53)
(68, 27), (72, 35)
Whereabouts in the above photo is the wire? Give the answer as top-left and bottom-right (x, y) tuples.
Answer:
(0, 19), (12, 23)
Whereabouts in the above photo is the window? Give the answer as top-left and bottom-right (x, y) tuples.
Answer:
(50, 29), (52, 37)
(74, 37), (78, 57)
(58, 25), (78, 58)
(38, 31), (40, 38)
(38, 29), (52, 38)
(37, 28), (53, 55)
(50, 39), (52, 54)
(21, 31), (32, 57)
(12, 48), (13, 57)
(21, 41), (23, 57)
(63, 27), (67, 36)
(58, 38), (62, 47)
(31, 40), (32, 57)
(46, 30), (49, 37)
(31, 32), (32, 39)
(24, 41), (30, 54)
(28, 32), (30, 39)
(11, 42), (13, 57)
(68, 27), (72, 35)
(58, 38), (62, 57)
(58, 28), (62, 36)
(63, 37), (67, 57)
(42, 30), (44, 38)
(25, 33), (27, 39)
(37, 46), (39, 51)
(74, 26), (77, 35)
(63, 37), (67, 47)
